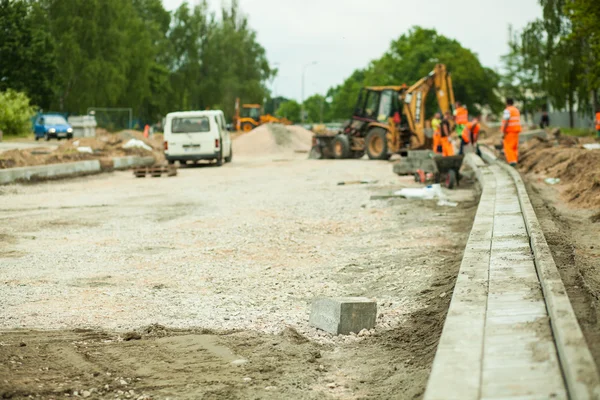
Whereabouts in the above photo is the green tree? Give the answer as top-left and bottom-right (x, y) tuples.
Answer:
(327, 27), (501, 121)
(0, 89), (35, 136)
(510, 0), (588, 126)
(276, 100), (301, 122)
(327, 69), (366, 120)
(0, 0), (57, 109)
(303, 94), (330, 123)
(565, 0), (600, 109)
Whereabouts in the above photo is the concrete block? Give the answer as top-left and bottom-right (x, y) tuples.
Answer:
(0, 160), (101, 185)
(112, 156), (155, 170)
(309, 297), (376, 335)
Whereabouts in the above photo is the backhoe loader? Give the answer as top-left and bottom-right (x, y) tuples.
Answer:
(310, 64), (455, 159)
(233, 98), (292, 132)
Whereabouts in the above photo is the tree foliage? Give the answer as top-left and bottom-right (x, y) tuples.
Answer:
(0, 89), (36, 136)
(276, 100), (301, 122)
(0, 0), (275, 126)
(503, 0), (600, 125)
(303, 94), (330, 123)
(326, 27), (501, 121)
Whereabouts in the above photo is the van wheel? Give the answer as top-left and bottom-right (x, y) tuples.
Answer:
(215, 149), (224, 166)
(225, 145), (233, 163)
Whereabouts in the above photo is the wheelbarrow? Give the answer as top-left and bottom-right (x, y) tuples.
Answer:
(433, 155), (464, 189)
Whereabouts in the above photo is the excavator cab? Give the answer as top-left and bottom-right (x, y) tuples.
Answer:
(352, 86), (406, 124)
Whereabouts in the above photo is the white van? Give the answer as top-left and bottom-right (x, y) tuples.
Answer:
(164, 110), (232, 166)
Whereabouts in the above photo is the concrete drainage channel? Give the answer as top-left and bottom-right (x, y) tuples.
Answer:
(0, 156), (155, 185)
(424, 151), (600, 399)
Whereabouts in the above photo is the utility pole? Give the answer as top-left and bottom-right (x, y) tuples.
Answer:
(301, 61), (317, 124)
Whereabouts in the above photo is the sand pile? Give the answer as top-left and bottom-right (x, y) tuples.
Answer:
(0, 130), (164, 169)
(519, 137), (600, 209)
(233, 124), (313, 156)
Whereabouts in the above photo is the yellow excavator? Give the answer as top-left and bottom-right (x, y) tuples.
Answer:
(311, 64), (455, 159)
(234, 98), (292, 132)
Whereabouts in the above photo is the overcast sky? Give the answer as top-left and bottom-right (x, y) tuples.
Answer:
(163, 0), (542, 102)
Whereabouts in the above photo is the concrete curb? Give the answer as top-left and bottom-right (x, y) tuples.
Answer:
(424, 153), (496, 399)
(479, 145), (600, 398)
(498, 158), (600, 399)
(0, 156), (156, 185)
(111, 156), (155, 170)
(0, 160), (101, 185)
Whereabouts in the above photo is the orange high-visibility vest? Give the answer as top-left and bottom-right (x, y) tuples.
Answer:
(596, 112), (600, 130)
(504, 106), (522, 134)
(462, 121), (480, 143)
(455, 107), (468, 125)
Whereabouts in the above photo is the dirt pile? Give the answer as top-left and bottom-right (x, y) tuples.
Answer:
(0, 130), (164, 169)
(233, 124), (313, 156)
(520, 137), (600, 208)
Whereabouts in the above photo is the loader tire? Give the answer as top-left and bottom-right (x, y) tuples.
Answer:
(241, 122), (254, 133)
(332, 135), (351, 159)
(366, 128), (390, 160)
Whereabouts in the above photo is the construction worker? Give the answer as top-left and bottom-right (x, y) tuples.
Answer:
(502, 98), (522, 166)
(595, 108), (600, 138)
(459, 116), (481, 156)
(432, 112), (442, 154)
(440, 111), (454, 156)
(454, 102), (468, 137)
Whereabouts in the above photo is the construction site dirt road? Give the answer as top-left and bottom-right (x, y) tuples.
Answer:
(0, 127), (478, 399)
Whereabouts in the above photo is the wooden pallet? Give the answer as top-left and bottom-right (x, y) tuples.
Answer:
(134, 164), (177, 178)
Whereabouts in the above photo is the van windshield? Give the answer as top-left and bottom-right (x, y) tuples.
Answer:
(171, 117), (210, 133)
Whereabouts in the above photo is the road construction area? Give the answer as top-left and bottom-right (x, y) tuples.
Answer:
(0, 127), (478, 399)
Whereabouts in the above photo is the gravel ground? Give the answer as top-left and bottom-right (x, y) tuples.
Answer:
(1, 152), (474, 340)
(0, 149), (478, 398)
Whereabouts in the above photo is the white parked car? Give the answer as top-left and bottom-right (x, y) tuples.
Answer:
(163, 110), (232, 166)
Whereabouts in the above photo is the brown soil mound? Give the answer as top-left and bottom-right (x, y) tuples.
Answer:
(0, 130), (164, 169)
(520, 137), (600, 208)
(233, 124), (313, 156)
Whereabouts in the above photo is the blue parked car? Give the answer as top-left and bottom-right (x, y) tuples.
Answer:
(34, 114), (74, 141)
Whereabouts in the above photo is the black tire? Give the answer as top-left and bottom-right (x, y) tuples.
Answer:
(445, 169), (457, 189)
(215, 146), (224, 166)
(35, 136), (39, 141)
(332, 135), (351, 159)
(167, 159), (175, 165)
(45, 134), (50, 141)
(366, 128), (389, 160)
(67, 134), (73, 140)
(225, 145), (233, 163)
(241, 122), (254, 133)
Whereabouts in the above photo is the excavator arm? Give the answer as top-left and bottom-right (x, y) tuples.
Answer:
(401, 64), (455, 148)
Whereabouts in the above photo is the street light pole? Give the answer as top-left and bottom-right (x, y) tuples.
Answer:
(301, 61), (317, 124)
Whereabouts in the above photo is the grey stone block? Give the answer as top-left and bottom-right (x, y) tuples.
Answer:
(0, 160), (101, 185)
(309, 297), (377, 335)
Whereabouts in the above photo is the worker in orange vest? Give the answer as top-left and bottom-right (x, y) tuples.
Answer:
(459, 117), (481, 156)
(595, 108), (600, 138)
(454, 102), (468, 137)
(440, 111), (454, 156)
(502, 98), (522, 166)
(431, 112), (442, 154)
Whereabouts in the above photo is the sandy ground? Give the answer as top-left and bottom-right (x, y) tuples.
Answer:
(0, 141), (57, 154)
(527, 177), (600, 367)
(0, 126), (478, 399)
